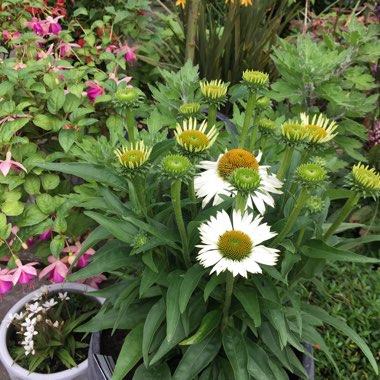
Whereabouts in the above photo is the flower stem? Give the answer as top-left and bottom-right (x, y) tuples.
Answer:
(185, 0), (200, 63)
(126, 108), (136, 144)
(235, 192), (247, 215)
(208, 104), (217, 131)
(132, 177), (147, 217)
(324, 193), (360, 240)
(221, 272), (234, 330)
(239, 91), (256, 149)
(276, 146), (295, 181)
(272, 187), (308, 247)
(188, 177), (197, 218)
(171, 180), (191, 267)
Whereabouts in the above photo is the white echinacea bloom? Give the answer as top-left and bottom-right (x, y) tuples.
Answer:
(194, 149), (282, 214)
(197, 210), (279, 278)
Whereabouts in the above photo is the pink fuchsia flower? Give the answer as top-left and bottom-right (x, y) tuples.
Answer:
(109, 73), (133, 87)
(85, 81), (105, 102)
(0, 269), (13, 297)
(25, 17), (44, 36)
(0, 152), (27, 177)
(10, 259), (38, 285)
(2, 30), (21, 41)
(65, 242), (95, 268)
(44, 16), (63, 35)
(38, 228), (52, 241)
(114, 43), (139, 64)
(77, 274), (107, 289)
(57, 41), (80, 57)
(36, 43), (54, 60)
(13, 62), (27, 71)
(39, 256), (68, 283)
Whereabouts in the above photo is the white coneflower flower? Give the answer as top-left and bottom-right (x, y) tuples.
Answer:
(42, 298), (58, 310)
(114, 141), (152, 170)
(58, 292), (70, 301)
(197, 210), (279, 278)
(174, 118), (218, 154)
(300, 112), (338, 144)
(194, 149), (282, 214)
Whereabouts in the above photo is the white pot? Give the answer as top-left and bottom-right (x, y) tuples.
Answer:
(0, 282), (105, 380)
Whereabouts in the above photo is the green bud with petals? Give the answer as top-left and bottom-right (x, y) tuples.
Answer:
(161, 154), (194, 181)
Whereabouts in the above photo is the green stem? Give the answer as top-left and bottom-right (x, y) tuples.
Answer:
(132, 177), (147, 217)
(126, 108), (136, 144)
(188, 177), (197, 219)
(324, 193), (360, 240)
(295, 225), (306, 249)
(276, 146), (295, 181)
(235, 192), (247, 215)
(248, 114), (258, 152)
(272, 187), (309, 247)
(260, 135), (267, 152)
(208, 104), (217, 131)
(171, 180), (191, 267)
(184, 0), (200, 63)
(221, 272), (234, 330)
(238, 91), (256, 149)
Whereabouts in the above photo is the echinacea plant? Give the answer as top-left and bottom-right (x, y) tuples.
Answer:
(35, 66), (380, 380)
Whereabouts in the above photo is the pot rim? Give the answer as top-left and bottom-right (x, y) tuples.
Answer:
(0, 282), (105, 378)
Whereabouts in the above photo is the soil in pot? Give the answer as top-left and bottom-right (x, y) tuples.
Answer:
(7, 292), (100, 374)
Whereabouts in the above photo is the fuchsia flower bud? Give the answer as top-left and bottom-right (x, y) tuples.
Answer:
(64, 242), (95, 268)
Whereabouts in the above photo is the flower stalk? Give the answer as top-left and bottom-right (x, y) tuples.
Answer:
(125, 108), (136, 144)
(276, 146), (294, 181)
(208, 103), (217, 131)
(239, 91), (256, 149)
(324, 192), (360, 240)
(221, 272), (234, 330)
(272, 187), (309, 247)
(171, 179), (191, 267)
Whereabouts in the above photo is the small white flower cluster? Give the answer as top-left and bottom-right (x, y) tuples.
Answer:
(10, 290), (70, 357)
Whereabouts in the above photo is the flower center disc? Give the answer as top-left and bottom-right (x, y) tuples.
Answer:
(306, 125), (327, 139)
(120, 150), (144, 165)
(217, 149), (259, 180)
(217, 230), (253, 261)
(180, 130), (209, 148)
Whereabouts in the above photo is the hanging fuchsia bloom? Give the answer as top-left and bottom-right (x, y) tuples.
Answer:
(85, 81), (105, 102)
(83, 274), (107, 289)
(10, 259), (38, 285)
(38, 228), (52, 241)
(114, 43), (138, 64)
(58, 41), (80, 57)
(44, 16), (63, 35)
(0, 152), (27, 177)
(0, 269), (13, 297)
(25, 17), (44, 35)
(2, 30), (21, 41)
(39, 256), (68, 283)
(36, 43), (54, 60)
(65, 242), (95, 268)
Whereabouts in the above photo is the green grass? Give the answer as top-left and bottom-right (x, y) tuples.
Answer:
(305, 262), (380, 379)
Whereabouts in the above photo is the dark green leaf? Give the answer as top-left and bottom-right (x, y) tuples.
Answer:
(222, 327), (249, 380)
(113, 323), (144, 380)
(179, 264), (205, 313)
(234, 286), (261, 328)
